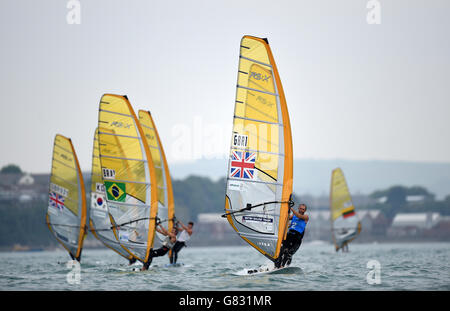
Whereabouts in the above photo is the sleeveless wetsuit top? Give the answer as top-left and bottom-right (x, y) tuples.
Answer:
(177, 230), (191, 243)
(289, 214), (307, 234)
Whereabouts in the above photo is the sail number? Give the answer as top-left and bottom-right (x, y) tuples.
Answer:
(102, 168), (116, 179)
(232, 134), (248, 148)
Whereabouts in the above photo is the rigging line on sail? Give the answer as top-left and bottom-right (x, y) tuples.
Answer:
(92, 217), (176, 231)
(221, 197), (294, 218)
(254, 166), (277, 181)
(46, 223), (86, 229)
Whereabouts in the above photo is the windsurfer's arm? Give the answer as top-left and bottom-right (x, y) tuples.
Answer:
(156, 224), (168, 236)
(178, 221), (193, 235)
(290, 207), (309, 222)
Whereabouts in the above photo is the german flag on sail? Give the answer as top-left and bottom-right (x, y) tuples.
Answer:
(342, 206), (355, 218)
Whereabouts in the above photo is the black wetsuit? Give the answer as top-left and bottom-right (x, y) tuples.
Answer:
(170, 241), (185, 264)
(143, 237), (175, 269)
(275, 214), (306, 268)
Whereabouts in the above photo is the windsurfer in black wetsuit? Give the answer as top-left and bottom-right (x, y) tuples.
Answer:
(141, 224), (177, 271)
(275, 203), (309, 268)
(170, 221), (194, 264)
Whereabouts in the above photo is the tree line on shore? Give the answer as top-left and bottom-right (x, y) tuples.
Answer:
(0, 163), (449, 249)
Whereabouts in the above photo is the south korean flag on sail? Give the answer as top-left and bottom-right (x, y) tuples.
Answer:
(92, 183), (107, 211)
(230, 150), (256, 180)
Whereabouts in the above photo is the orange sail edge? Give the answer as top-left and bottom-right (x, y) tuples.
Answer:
(47, 134), (87, 262)
(256, 36), (294, 260)
(67, 137), (88, 261)
(120, 96), (159, 264)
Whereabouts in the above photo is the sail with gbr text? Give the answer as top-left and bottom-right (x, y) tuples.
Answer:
(223, 36), (294, 262)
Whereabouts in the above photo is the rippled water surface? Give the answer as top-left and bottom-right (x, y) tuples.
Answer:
(1, 242), (449, 290)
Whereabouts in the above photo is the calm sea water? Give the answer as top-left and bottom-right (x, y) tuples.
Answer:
(0, 242), (449, 291)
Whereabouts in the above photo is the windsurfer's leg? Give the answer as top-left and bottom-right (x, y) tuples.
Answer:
(142, 257), (152, 270)
(152, 246), (169, 257)
(275, 242), (287, 268)
(282, 232), (303, 267)
(279, 232), (296, 267)
(172, 242), (185, 264)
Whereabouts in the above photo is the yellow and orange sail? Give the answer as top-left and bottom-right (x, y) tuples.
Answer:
(224, 36), (293, 262)
(46, 134), (88, 261)
(330, 168), (361, 251)
(138, 110), (175, 242)
(97, 94), (158, 263)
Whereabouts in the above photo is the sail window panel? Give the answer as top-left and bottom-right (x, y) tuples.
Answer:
(240, 37), (271, 65)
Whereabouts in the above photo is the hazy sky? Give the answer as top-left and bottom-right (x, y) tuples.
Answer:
(0, 0), (449, 174)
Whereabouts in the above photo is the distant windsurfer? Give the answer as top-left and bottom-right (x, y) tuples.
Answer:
(275, 203), (309, 268)
(170, 221), (194, 264)
(141, 224), (178, 271)
(338, 241), (349, 253)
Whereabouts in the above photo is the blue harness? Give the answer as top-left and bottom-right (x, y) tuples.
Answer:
(289, 214), (306, 234)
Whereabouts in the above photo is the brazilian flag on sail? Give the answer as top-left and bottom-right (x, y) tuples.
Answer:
(104, 181), (126, 202)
